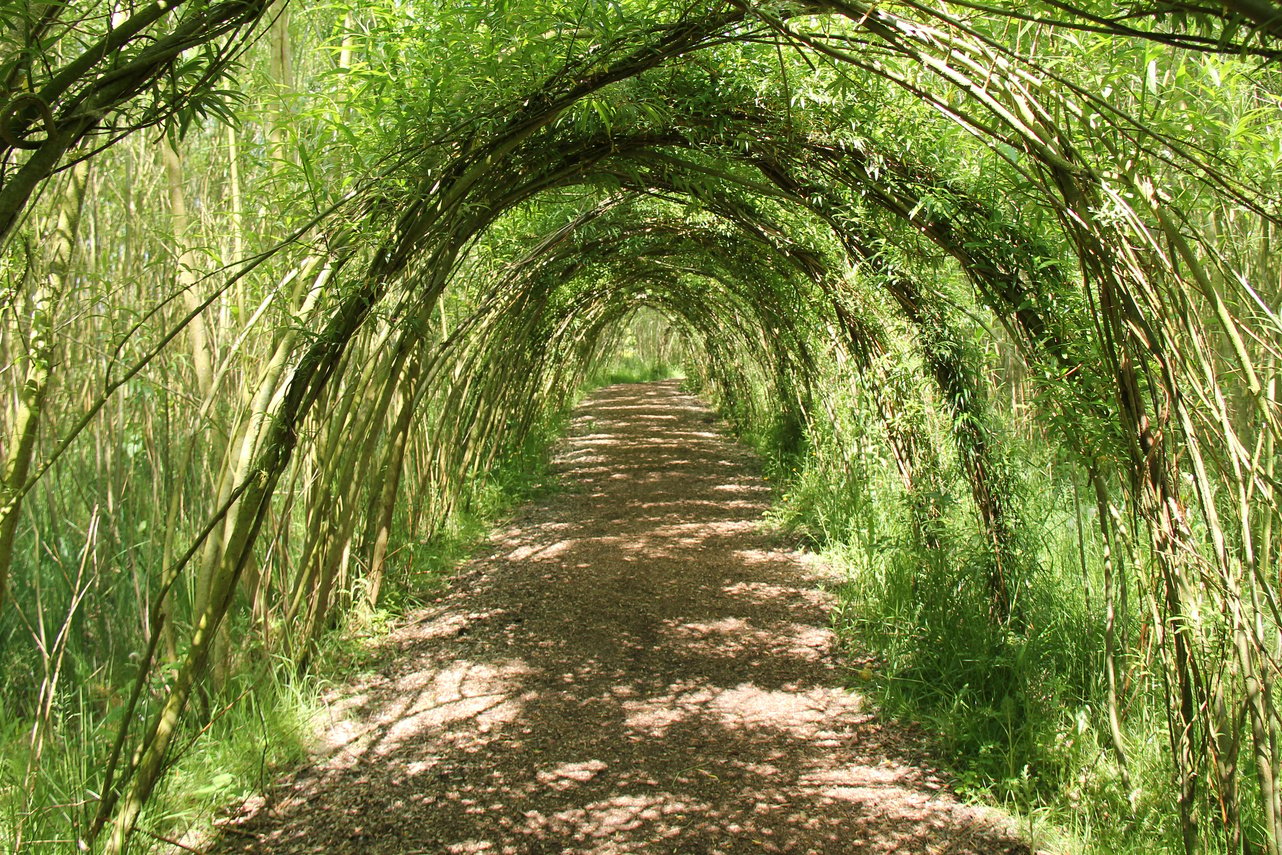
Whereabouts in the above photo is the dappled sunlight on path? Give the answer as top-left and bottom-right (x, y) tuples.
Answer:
(210, 381), (1028, 855)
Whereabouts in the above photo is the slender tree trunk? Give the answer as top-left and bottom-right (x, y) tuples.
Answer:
(225, 124), (246, 323)
(160, 138), (216, 397)
(268, 3), (295, 167)
(365, 354), (422, 607)
(1091, 470), (1132, 789)
(0, 161), (88, 613)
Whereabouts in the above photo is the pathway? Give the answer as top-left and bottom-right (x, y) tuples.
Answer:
(211, 381), (1028, 854)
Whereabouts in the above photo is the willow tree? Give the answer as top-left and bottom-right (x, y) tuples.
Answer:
(4, 1), (1282, 853)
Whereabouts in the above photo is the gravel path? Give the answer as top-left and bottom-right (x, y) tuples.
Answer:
(210, 381), (1029, 855)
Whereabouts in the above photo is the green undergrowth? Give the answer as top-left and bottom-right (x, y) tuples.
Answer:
(0, 652), (321, 854)
(0, 410), (568, 853)
(338, 411), (566, 647)
(778, 462), (1185, 854)
(583, 355), (685, 390)
(702, 383), (1190, 854)
(819, 532), (1177, 854)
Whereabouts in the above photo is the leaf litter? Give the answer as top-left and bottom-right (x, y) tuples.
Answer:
(209, 380), (1031, 855)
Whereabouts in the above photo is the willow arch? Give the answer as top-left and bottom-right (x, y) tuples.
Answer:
(3, 1), (1282, 852)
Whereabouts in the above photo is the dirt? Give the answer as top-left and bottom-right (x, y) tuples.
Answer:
(208, 380), (1031, 855)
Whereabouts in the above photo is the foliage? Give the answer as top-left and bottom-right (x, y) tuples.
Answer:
(3, 0), (1282, 851)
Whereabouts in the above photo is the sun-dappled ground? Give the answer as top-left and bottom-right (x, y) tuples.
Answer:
(208, 381), (1029, 854)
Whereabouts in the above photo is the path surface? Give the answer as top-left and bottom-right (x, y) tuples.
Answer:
(212, 381), (1028, 855)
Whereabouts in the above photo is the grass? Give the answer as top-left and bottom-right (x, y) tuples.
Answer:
(583, 355), (684, 390)
(0, 648), (322, 853)
(774, 456), (1190, 854)
(135, 666), (319, 851)
(0, 407), (569, 854)
(0, 366), (1212, 854)
(689, 374), (1199, 855)
(832, 538), (1181, 852)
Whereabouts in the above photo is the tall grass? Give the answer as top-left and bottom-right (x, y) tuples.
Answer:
(0, 407), (567, 853)
(724, 377), (1196, 854)
(0, 643), (320, 852)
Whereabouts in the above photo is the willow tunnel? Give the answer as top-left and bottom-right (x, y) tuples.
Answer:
(2, 1), (1281, 852)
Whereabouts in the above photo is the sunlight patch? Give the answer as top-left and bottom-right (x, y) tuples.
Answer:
(520, 794), (710, 844)
(665, 617), (833, 663)
(536, 759), (609, 791)
(369, 659), (530, 752)
(507, 539), (576, 561)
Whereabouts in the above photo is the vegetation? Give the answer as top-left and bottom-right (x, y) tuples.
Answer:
(3, 0), (1282, 851)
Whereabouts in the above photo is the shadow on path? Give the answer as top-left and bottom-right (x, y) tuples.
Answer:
(209, 381), (1029, 855)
